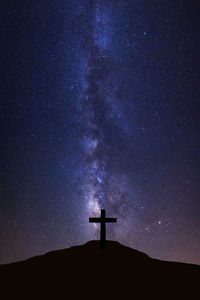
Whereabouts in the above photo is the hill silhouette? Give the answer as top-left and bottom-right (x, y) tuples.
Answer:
(0, 240), (199, 298)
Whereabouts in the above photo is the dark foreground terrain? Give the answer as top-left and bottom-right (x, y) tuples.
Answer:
(0, 240), (199, 298)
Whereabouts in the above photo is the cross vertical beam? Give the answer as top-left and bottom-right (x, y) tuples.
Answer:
(101, 209), (106, 249)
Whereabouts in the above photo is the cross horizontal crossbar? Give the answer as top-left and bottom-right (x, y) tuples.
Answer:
(89, 217), (117, 223)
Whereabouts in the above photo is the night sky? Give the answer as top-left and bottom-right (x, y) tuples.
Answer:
(1, 0), (200, 265)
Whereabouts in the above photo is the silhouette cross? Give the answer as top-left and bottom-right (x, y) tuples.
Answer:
(89, 209), (117, 249)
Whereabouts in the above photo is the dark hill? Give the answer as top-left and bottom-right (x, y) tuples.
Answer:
(0, 240), (199, 298)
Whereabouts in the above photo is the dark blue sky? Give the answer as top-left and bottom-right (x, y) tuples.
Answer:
(0, 0), (200, 264)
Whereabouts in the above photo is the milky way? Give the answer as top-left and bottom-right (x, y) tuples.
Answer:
(73, 1), (143, 242)
(1, 0), (200, 265)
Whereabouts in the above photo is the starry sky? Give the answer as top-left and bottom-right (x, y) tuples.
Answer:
(1, 0), (200, 265)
